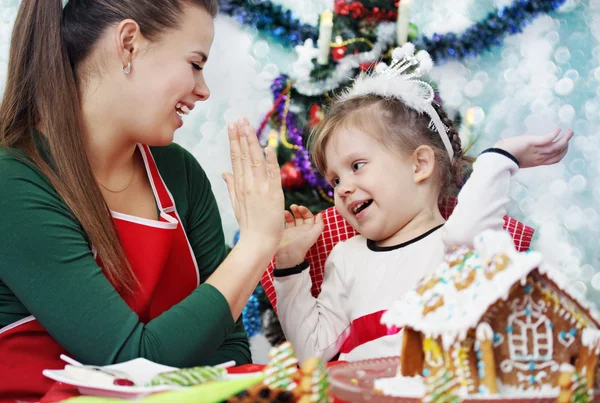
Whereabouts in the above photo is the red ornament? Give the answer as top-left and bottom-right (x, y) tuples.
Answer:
(281, 162), (305, 189)
(335, 0), (351, 15)
(332, 46), (347, 61)
(308, 104), (325, 129)
(359, 61), (375, 71)
(334, 0), (365, 18)
(348, 2), (365, 18)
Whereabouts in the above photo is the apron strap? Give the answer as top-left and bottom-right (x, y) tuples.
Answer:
(138, 144), (175, 211)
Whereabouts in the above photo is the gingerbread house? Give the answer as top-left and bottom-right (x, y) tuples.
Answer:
(380, 230), (600, 400)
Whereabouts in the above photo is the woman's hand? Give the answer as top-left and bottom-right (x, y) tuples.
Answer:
(276, 205), (324, 269)
(494, 128), (574, 168)
(223, 118), (285, 253)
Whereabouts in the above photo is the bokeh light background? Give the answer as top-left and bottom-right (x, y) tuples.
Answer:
(2, 0), (600, 306)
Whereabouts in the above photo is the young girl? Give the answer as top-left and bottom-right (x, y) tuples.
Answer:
(0, 0), (284, 400)
(273, 45), (573, 362)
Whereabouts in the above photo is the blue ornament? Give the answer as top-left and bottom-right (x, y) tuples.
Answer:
(241, 287), (264, 338)
(233, 230), (240, 246)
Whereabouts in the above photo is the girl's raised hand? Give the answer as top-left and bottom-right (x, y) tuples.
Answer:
(494, 128), (574, 169)
(276, 205), (325, 269)
(223, 118), (285, 253)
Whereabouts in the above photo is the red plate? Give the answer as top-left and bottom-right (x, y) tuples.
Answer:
(329, 356), (598, 403)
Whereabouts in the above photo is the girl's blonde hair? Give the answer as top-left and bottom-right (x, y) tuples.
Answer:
(309, 94), (473, 200)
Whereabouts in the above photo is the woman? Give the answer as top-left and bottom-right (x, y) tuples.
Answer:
(0, 0), (284, 401)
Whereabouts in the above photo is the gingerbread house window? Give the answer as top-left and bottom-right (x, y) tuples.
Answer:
(507, 297), (553, 362)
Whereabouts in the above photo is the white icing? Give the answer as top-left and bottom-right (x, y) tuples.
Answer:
(373, 375), (426, 398)
(476, 322), (493, 341)
(582, 328), (600, 349)
(507, 295), (554, 363)
(496, 381), (560, 397)
(558, 331), (576, 348)
(374, 376), (567, 399)
(493, 332), (505, 348)
(560, 363), (575, 373)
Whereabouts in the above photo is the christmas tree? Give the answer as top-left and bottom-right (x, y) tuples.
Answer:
(249, 0), (444, 346)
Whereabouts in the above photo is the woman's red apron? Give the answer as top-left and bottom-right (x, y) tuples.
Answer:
(0, 145), (200, 402)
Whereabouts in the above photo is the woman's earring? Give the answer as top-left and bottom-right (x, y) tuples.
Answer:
(122, 62), (131, 74)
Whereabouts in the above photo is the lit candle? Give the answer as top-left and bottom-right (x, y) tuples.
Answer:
(317, 9), (333, 65)
(396, 0), (412, 45)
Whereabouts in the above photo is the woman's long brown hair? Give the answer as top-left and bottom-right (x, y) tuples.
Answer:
(0, 0), (218, 293)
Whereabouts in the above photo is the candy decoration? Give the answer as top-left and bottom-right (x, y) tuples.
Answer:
(557, 365), (590, 403)
(298, 358), (330, 403)
(263, 341), (300, 391)
(149, 366), (227, 386)
(424, 367), (461, 403)
(114, 379), (135, 386)
(422, 293), (444, 316)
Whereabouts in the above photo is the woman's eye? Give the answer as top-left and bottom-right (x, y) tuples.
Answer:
(192, 63), (203, 71)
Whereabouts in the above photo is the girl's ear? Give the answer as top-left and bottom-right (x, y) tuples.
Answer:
(412, 145), (436, 183)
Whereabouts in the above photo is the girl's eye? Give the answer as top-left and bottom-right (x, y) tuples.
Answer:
(352, 162), (366, 171)
(192, 63), (203, 71)
(332, 178), (340, 187)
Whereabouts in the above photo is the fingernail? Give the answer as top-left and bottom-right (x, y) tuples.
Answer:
(228, 123), (235, 133)
(221, 173), (226, 181)
(238, 118), (245, 127)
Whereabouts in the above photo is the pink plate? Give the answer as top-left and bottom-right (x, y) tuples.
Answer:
(329, 356), (599, 403)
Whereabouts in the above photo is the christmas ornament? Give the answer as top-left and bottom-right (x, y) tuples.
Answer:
(331, 46), (347, 61)
(281, 162), (306, 189)
(308, 104), (325, 129)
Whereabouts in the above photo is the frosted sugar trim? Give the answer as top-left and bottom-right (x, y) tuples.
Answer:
(373, 375), (425, 398)
(582, 328), (600, 352)
(560, 363), (575, 373)
(537, 263), (600, 326)
(476, 322), (493, 341)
